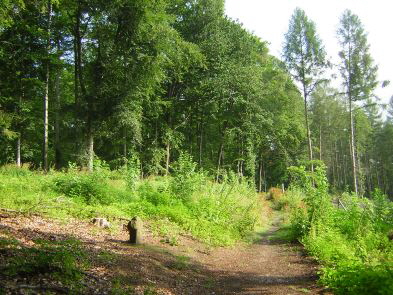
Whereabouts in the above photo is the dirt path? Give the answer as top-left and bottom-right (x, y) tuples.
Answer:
(0, 214), (325, 295)
(196, 217), (323, 294)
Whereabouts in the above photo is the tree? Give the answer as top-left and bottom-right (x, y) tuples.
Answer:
(0, 0), (311, 189)
(310, 83), (349, 190)
(337, 10), (378, 194)
(387, 96), (393, 121)
(43, 1), (52, 172)
(283, 8), (327, 170)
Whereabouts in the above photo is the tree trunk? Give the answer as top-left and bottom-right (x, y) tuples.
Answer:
(87, 119), (94, 173)
(43, 1), (52, 173)
(216, 142), (224, 182)
(165, 142), (170, 176)
(319, 123), (322, 161)
(303, 89), (313, 172)
(198, 121), (203, 166)
(16, 93), (22, 167)
(75, 4), (85, 97)
(357, 151), (363, 195)
(74, 37), (79, 105)
(74, 1), (92, 171)
(239, 141), (244, 178)
(54, 40), (61, 170)
(349, 98), (358, 194)
(258, 159), (263, 192)
(123, 128), (127, 160)
(333, 141), (339, 188)
(16, 137), (21, 167)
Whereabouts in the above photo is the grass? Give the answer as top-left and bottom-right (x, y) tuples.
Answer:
(0, 162), (267, 294)
(0, 163), (266, 246)
(268, 226), (299, 243)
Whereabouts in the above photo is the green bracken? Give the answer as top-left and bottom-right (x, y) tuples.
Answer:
(284, 162), (393, 295)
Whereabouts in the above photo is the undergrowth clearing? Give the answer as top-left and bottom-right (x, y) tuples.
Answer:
(0, 157), (266, 247)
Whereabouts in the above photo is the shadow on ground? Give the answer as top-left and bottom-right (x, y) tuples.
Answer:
(0, 221), (325, 295)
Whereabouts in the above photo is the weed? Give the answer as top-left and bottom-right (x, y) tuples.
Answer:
(143, 284), (158, 295)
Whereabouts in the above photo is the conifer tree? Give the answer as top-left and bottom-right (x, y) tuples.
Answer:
(337, 10), (378, 194)
(283, 8), (328, 169)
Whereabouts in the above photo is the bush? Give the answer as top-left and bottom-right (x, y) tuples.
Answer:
(267, 187), (284, 201)
(131, 171), (261, 246)
(170, 152), (206, 202)
(321, 261), (393, 295)
(0, 164), (265, 247)
(53, 172), (113, 205)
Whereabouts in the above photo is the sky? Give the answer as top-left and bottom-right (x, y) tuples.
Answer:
(225, 0), (393, 106)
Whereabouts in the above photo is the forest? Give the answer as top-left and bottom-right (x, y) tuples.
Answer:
(1, 0), (391, 196)
(0, 0), (392, 294)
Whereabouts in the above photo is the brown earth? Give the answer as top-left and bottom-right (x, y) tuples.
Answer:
(0, 212), (328, 295)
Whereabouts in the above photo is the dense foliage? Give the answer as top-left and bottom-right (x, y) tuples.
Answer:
(284, 163), (393, 294)
(0, 0), (305, 189)
(1, 2), (391, 197)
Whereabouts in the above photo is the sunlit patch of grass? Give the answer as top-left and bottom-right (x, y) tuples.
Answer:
(268, 226), (299, 243)
(0, 163), (269, 247)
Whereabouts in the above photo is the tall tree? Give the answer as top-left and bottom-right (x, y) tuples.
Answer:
(43, 1), (52, 172)
(388, 96), (393, 121)
(337, 10), (378, 194)
(283, 8), (327, 169)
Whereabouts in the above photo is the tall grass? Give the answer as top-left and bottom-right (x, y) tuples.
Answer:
(0, 157), (264, 246)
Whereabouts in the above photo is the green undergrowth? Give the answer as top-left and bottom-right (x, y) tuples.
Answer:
(0, 156), (263, 246)
(282, 162), (393, 295)
(0, 236), (88, 293)
(0, 234), (144, 294)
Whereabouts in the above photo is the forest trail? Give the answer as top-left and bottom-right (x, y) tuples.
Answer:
(198, 216), (324, 294)
(0, 213), (326, 295)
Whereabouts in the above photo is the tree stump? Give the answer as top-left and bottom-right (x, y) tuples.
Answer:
(127, 216), (143, 244)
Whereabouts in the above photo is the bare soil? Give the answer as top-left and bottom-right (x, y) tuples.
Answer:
(0, 212), (328, 295)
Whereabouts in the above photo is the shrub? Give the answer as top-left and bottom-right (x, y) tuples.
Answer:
(53, 172), (113, 205)
(170, 152), (206, 202)
(1, 164), (264, 247)
(138, 183), (178, 206)
(321, 261), (393, 295)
